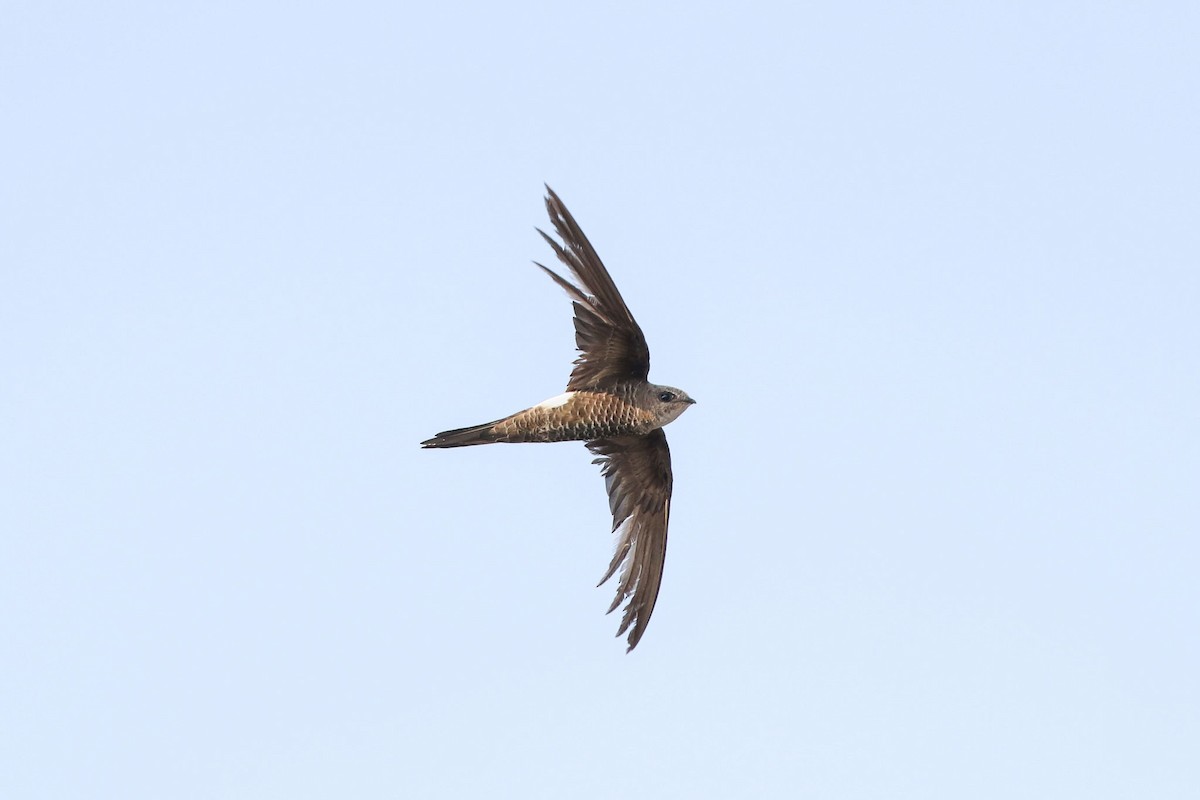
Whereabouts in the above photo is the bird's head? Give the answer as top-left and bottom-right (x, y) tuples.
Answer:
(646, 384), (696, 427)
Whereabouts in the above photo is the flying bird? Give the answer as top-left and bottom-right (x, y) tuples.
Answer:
(421, 187), (695, 651)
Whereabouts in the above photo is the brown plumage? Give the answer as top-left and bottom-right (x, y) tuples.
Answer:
(421, 187), (695, 651)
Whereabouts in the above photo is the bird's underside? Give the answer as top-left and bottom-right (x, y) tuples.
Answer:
(420, 186), (693, 651)
(420, 389), (660, 447)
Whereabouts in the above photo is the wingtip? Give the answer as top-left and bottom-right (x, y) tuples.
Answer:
(543, 185), (566, 218)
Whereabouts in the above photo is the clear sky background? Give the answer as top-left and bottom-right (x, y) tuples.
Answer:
(3, 3), (1198, 798)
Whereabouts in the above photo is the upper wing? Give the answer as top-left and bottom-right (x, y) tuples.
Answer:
(534, 186), (651, 391)
(587, 429), (673, 652)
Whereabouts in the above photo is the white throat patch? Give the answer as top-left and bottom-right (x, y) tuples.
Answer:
(534, 391), (576, 410)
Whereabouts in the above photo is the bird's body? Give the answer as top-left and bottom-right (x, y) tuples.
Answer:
(422, 384), (690, 447)
(421, 187), (695, 651)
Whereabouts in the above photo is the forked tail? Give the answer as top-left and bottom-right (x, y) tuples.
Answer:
(420, 419), (505, 448)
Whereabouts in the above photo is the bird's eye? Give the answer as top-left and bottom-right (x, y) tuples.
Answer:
(658, 391), (676, 402)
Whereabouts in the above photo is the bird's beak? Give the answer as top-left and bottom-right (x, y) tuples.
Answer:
(685, 398), (697, 405)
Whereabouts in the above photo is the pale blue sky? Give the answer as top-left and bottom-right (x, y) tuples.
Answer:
(3, 2), (1198, 798)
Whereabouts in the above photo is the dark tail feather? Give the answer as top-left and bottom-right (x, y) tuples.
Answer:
(420, 419), (504, 448)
